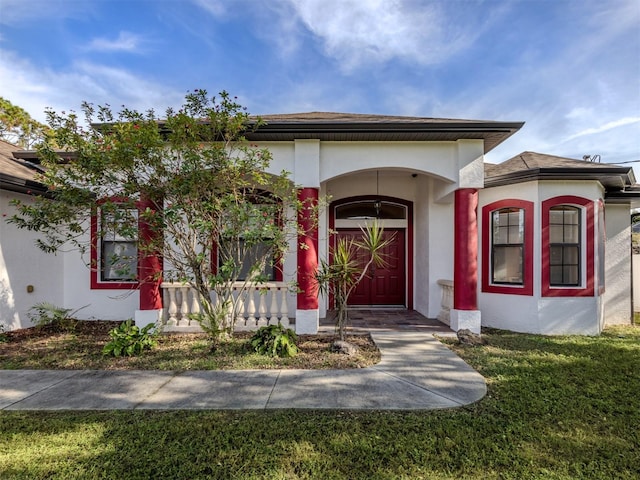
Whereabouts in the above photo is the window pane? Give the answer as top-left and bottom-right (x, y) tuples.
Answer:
(378, 203), (406, 219)
(563, 246), (579, 265)
(508, 225), (523, 244)
(550, 245), (563, 265)
(102, 241), (137, 280)
(492, 245), (523, 284)
(549, 210), (564, 225)
(564, 225), (579, 243)
(550, 225), (564, 243)
(507, 210), (521, 226)
(563, 209), (579, 225)
(336, 201), (406, 220)
(550, 266), (563, 285)
(564, 266), (579, 285)
(219, 239), (275, 281)
(494, 226), (508, 244)
(102, 209), (138, 241)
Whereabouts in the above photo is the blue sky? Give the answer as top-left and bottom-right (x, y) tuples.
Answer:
(0, 0), (639, 173)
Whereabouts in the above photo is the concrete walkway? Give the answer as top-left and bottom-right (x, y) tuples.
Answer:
(0, 332), (486, 411)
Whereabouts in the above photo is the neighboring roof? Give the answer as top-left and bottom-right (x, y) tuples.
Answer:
(247, 112), (524, 153)
(485, 151), (640, 203)
(0, 139), (47, 195)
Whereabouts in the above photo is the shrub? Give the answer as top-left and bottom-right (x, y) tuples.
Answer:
(102, 320), (159, 357)
(0, 323), (7, 343)
(250, 324), (298, 358)
(28, 302), (86, 332)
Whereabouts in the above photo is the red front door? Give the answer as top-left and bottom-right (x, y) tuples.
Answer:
(337, 229), (406, 306)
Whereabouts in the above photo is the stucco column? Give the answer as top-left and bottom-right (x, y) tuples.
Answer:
(296, 187), (319, 333)
(135, 194), (163, 325)
(451, 188), (481, 333)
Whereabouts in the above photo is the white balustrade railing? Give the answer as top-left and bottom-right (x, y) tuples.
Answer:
(160, 282), (290, 332)
(436, 279), (453, 326)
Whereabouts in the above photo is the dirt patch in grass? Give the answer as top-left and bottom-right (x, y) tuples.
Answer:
(0, 320), (380, 370)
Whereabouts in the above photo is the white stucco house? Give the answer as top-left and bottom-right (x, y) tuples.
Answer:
(1, 113), (638, 335)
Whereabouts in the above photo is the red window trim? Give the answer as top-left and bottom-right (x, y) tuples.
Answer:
(90, 198), (140, 290)
(482, 199), (534, 296)
(542, 196), (594, 297)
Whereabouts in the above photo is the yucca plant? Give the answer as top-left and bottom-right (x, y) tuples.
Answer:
(315, 220), (394, 340)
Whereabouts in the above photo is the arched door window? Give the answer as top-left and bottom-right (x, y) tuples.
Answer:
(335, 200), (406, 220)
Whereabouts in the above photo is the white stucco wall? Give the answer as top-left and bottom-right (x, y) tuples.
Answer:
(426, 180), (454, 318)
(1, 191), (64, 330)
(603, 203), (632, 325)
(318, 142), (457, 184)
(62, 242), (139, 321)
(413, 175), (430, 315)
(633, 255), (640, 312)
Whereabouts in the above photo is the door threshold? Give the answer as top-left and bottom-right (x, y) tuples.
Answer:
(347, 306), (407, 310)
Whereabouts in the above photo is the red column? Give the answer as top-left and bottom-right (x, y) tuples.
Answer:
(297, 188), (319, 310)
(138, 195), (163, 310)
(453, 188), (478, 311)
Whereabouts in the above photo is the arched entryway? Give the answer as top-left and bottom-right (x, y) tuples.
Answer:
(329, 196), (413, 308)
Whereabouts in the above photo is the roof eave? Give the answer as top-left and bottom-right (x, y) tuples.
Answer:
(0, 173), (49, 196)
(485, 167), (634, 190)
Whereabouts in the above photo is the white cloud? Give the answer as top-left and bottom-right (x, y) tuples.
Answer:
(0, 49), (183, 123)
(189, 0), (227, 17)
(85, 32), (145, 53)
(281, 0), (504, 71)
(563, 117), (640, 143)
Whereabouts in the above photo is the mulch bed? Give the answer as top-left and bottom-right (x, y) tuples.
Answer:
(1, 320), (381, 370)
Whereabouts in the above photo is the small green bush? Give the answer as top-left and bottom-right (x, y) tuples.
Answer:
(28, 302), (86, 332)
(0, 323), (8, 343)
(250, 324), (299, 358)
(102, 320), (158, 357)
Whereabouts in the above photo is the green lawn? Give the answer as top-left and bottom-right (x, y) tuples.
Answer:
(1, 326), (638, 479)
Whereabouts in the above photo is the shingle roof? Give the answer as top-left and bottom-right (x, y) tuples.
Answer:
(0, 139), (46, 194)
(0, 140), (37, 181)
(94, 112), (524, 154)
(246, 112), (524, 153)
(258, 112), (493, 123)
(485, 151), (637, 192)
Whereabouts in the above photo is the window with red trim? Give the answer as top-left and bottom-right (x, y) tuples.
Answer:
(482, 199), (534, 295)
(549, 206), (581, 286)
(91, 201), (139, 290)
(542, 196), (594, 297)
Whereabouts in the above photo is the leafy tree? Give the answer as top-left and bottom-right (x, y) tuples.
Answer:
(0, 97), (50, 148)
(9, 90), (310, 339)
(314, 221), (393, 341)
